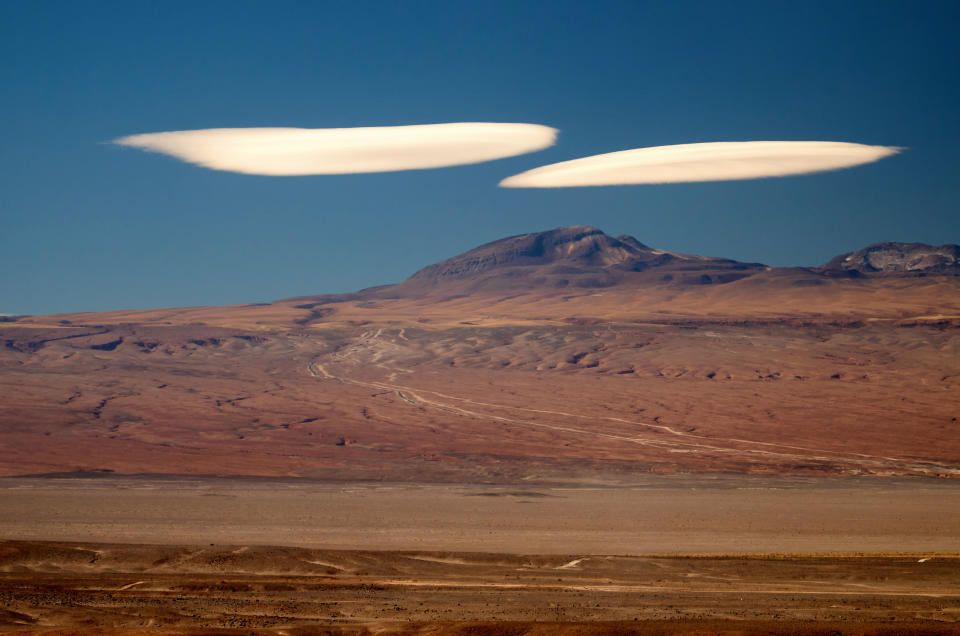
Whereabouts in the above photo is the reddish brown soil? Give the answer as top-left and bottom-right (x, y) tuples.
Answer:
(1, 271), (958, 481)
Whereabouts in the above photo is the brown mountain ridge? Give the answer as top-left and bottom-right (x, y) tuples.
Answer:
(391, 225), (765, 294)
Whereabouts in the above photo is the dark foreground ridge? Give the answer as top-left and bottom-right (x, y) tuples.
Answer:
(1, 539), (958, 634)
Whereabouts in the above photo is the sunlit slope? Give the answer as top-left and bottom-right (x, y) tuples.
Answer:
(16, 269), (960, 330)
(2, 227), (957, 481)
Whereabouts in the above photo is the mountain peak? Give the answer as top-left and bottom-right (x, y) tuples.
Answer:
(392, 226), (763, 295)
(402, 226), (652, 286)
(475, 225), (644, 267)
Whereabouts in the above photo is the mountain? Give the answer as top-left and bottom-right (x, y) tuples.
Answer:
(821, 241), (960, 274)
(383, 229), (958, 299)
(1, 226), (958, 483)
(391, 225), (764, 294)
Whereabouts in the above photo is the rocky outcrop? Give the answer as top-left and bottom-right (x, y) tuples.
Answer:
(821, 242), (960, 274)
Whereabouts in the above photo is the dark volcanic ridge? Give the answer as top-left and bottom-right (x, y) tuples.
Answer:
(391, 225), (765, 293)
(392, 225), (765, 294)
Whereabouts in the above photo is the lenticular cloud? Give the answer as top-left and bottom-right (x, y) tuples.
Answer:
(499, 141), (900, 187)
(114, 123), (558, 176)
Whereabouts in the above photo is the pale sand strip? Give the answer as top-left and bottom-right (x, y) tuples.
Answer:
(1, 477), (958, 555)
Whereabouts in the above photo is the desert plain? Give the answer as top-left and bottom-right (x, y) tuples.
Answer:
(1, 227), (958, 634)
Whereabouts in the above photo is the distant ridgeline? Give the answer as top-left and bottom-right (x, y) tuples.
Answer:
(384, 227), (958, 296)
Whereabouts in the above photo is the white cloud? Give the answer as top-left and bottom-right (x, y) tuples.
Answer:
(499, 141), (901, 187)
(113, 123), (557, 176)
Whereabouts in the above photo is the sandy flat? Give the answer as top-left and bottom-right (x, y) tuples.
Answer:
(2, 475), (958, 554)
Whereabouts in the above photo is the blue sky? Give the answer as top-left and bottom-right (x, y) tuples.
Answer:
(2, 0), (958, 314)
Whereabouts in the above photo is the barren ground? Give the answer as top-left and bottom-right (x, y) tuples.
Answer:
(2, 316), (958, 482)
(2, 539), (958, 635)
(1, 477), (959, 554)
(2, 252), (958, 633)
(1, 477), (959, 634)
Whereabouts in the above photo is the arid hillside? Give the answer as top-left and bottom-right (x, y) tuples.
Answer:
(2, 227), (958, 481)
